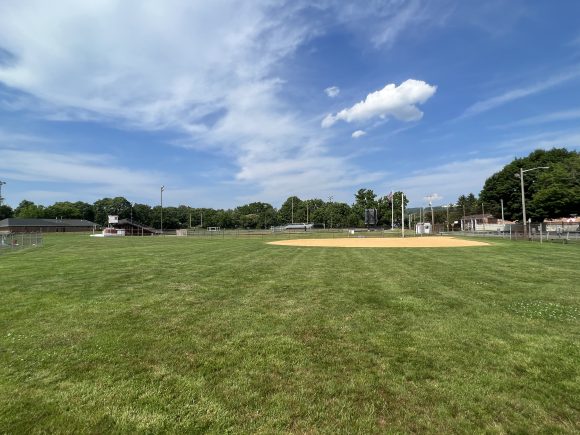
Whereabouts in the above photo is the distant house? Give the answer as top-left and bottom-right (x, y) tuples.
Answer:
(0, 218), (99, 233)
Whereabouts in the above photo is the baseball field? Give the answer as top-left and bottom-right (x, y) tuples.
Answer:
(1, 233), (578, 433)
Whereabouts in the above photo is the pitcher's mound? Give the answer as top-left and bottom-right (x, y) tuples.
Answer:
(268, 236), (490, 248)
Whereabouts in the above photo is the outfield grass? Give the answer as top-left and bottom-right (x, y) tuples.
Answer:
(1, 234), (579, 433)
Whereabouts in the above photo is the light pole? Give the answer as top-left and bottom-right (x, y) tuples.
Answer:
(516, 166), (549, 238)
(160, 186), (165, 234)
(0, 180), (5, 206)
(328, 196), (333, 229)
(401, 192), (405, 238)
(443, 204), (451, 232)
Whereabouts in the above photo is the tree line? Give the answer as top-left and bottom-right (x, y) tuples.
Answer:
(1, 148), (577, 227)
(0, 191), (409, 229)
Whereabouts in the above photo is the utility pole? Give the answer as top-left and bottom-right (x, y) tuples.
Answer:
(391, 190), (394, 230)
(160, 186), (164, 234)
(481, 202), (485, 231)
(328, 196), (333, 229)
(500, 199), (504, 224)
(401, 192), (405, 238)
(291, 197), (294, 224)
(0, 180), (6, 206)
(517, 166), (549, 238)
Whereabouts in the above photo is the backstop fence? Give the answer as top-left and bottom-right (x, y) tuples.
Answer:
(0, 233), (44, 254)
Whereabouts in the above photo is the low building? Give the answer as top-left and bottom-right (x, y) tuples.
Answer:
(0, 218), (99, 233)
(543, 217), (580, 233)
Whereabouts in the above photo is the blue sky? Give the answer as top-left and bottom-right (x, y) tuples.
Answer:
(1, 0), (580, 209)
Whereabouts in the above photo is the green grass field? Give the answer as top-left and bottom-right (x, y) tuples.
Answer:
(1, 234), (579, 433)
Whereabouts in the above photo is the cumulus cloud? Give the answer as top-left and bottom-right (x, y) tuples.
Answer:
(352, 130), (366, 138)
(322, 79), (437, 128)
(325, 86), (340, 97)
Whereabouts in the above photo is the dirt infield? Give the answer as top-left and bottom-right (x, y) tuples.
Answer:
(268, 236), (490, 248)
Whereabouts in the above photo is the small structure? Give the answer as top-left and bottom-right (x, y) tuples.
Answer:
(460, 214), (497, 231)
(415, 222), (432, 235)
(113, 219), (159, 236)
(0, 218), (99, 233)
(285, 223), (313, 231)
(543, 217), (580, 233)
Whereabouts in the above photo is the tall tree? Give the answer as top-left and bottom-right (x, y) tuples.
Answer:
(352, 188), (378, 226)
(480, 148), (579, 221)
(278, 196), (303, 224)
(14, 200), (44, 218)
(0, 204), (14, 220)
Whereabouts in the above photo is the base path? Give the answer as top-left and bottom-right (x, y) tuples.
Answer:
(268, 236), (490, 248)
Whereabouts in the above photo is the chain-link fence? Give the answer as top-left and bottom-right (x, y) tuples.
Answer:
(0, 233), (44, 254)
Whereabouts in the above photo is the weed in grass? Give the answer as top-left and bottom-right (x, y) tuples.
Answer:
(508, 301), (579, 322)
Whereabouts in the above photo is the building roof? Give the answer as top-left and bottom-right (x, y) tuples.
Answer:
(462, 214), (495, 219)
(0, 218), (98, 228)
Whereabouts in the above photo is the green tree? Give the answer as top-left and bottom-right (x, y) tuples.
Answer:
(351, 189), (378, 226)
(0, 204), (14, 220)
(480, 148), (579, 221)
(44, 201), (93, 220)
(278, 196), (303, 224)
(528, 154), (580, 220)
(236, 202), (276, 229)
(93, 197), (131, 225)
(15, 200), (44, 218)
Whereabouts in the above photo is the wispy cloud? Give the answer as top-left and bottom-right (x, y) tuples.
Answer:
(352, 130), (366, 138)
(458, 68), (580, 120)
(390, 157), (507, 205)
(496, 129), (580, 152)
(0, 1), (407, 203)
(494, 108), (580, 129)
(325, 86), (340, 97)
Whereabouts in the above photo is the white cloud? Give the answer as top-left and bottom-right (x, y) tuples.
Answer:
(0, 2), (444, 206)
(496, 129), (580, 152)
(494, 108), (580, 129)
(325, 86), (340, 97)
(390, 157), (507, 206)
(459, 68), (580, 119)
(322, 79), (437, 127)
(0, 149), (159, 187)
(423, 193), (443, 204)
(331, 0), (450, 49)
(352, 130), (366, 138)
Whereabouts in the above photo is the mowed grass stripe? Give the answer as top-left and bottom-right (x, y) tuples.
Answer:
(0, 235), (578, 433)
